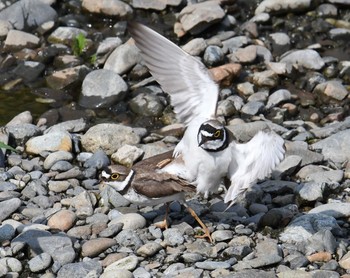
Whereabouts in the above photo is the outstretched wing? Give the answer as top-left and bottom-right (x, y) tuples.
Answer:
(225, 131), (285, 207)
(128, 22), (219, 126)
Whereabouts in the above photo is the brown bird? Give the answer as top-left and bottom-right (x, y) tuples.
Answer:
(101, 151), (212, 243)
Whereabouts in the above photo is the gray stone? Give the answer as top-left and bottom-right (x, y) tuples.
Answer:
(252, 70), (279, 88)
(279, 214), (340, 244)
(0, 223), (16, 242)
(0, 0), (57, 31)
(12, 230), (75, 265)
(329, 28), (350, 40)
(223, 36), (250, 53)
(104, 40), (141, 75)
(81, 123), (140, 155)
(4, 29), (40, 51)
(71, 190), (95, 218)
(43, 151), (73, 170)
(6, 111), (32, 126)
(109, 213), (147, 230)
(28, 253), (52, 273)
(129, 92), (164, 117)
(0, 198), (21, 222)
(266, 89), (291, 109)
(304, 229), (337, 255)
(0, 257), (22, 273)
(80, 69), (128, 109)
(57, 260), (102, 278)
(309, 202), (350, 219)
(25, 131), (72, 155)
(178, 1), (225, 35)
(13, 61), (45, 82)
(46, 65), (91, 90)
(181, 253), (204, 263)
(269, 32), (291, 56)
(229, 269), (276, 278)
(195, 260), (230, 270)
(241, 101), (265, 116)
(211, 230), (234, 242)
(163, 228), (184, 246)
(285, 141), (324, 166)
(310, 116), (350, 139)
(111, 144), (144, 168)
(255, 0), (312, 14)
(83, 149), (110, 170)
(48, 26), (87, 45)
(51, 161), (73, 172)
(226, 121), (271, 142)
(131, 0), (181, 11)
(203, 45), (224, 66)
(181, 38), (207, 56)
(104, 255), (138, 272)
(298, 182), (324, 202)
(280, 49), (325, 71)
(82, 0), (132, 17)
(314, 80), (348, 102)
(311, 129), (350, 165)
(115, 229), (143, 250)
(136, 242), (162, 257)
(6, 124), (41, 145)
(44, 118), (87, 133)
(247, 240), (282, 268)
(237, 82), (255, 96)
(133, 267), (151, 278)
(231, 45), (257, 63)
(317, 3), (338, 16)
(272, 155), (302, 179)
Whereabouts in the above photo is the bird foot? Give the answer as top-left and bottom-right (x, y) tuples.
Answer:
(195, 228), (213, 244)
(154, 218), (169, 229)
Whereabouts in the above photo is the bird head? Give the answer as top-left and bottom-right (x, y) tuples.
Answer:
(101, 165), (134, 191)
(197, 120), (229, 152)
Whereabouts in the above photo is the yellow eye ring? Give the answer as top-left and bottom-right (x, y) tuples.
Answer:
(214, 130), (221, 138)
(111, 173), (120, 180)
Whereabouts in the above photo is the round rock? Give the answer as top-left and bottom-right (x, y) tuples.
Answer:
(81, 123), (140, 155)
(109, 213), (146, 230)
(79, 69), (128, 109)
(48, 210), (77, 231)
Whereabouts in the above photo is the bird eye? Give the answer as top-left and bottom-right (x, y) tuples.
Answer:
(111, 173), (120, 180)
(214, 130), (221, 138)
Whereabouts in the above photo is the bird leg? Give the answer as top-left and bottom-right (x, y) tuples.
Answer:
(184, 203), (213, 244)
(154, 202), (169, 229)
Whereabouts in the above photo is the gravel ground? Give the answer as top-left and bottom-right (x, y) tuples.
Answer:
(0, 0), (350, 277)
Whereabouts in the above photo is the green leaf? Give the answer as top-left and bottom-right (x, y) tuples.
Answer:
(72, 33), (87, 56)
(0, 141), (17, 152)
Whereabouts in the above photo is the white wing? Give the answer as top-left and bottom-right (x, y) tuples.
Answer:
(128, 22), (219, 126)
(225, 131), (285, 207)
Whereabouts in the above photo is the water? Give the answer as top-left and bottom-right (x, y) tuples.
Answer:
(0, 89), (51, 125)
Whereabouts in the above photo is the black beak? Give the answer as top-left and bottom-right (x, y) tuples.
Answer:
(198, 137), (208, 147)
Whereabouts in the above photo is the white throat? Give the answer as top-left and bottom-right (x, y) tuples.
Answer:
(108, 169), (134, 191)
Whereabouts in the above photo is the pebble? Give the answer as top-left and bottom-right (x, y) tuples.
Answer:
(28, 253), (52, 273)
(81, 238), (117, 257)
(0, 0), (349, 277)
(136, 242), (163, 257)
(47, 209), (77, 231)
(25, 131), (72, 154)
(109, 213), (146, 230)
(81, 124), (140, 155)
(104, 255), (139, 272)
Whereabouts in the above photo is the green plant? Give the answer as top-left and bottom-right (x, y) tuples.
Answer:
(0, 141), (17, 152)
(72, 33), (87, 56)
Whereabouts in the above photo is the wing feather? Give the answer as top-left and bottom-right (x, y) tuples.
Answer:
(225, 131), (285, 207)
(128, 22), (219, 126)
